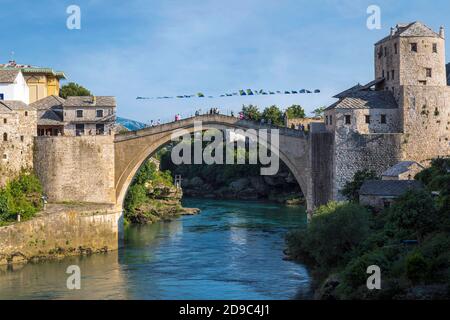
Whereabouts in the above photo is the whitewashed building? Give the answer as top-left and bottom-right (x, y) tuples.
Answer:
(0, 69), (29, 104)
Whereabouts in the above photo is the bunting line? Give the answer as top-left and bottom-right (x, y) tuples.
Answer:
(136, 88), (321, 100)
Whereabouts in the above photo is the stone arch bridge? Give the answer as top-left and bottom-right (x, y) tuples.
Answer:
(114, 114), (333, 211)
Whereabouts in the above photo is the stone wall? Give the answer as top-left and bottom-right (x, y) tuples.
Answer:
(34, 135), (116, 204)
(333, 131), (403, 199)
(399, 85), (450, 163)
(0, 108), (36, 187)
(310, 131), (334, 207)
(0, 208), (121, 265)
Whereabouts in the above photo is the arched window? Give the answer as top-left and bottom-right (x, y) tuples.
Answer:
(3, 133), (7, 142)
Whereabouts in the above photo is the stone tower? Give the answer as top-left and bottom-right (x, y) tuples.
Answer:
(374, 22), (447, 95)
(323, 21), (450, 201)
(376, 22), (450, 163)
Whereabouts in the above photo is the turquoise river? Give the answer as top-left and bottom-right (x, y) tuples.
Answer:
(0, 199), (311, 299)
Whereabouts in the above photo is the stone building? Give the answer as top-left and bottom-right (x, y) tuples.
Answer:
(62, 96), (116, 136)
(324, 22), (450, 199)
(359, 180), (423, 210)
(0, 61), (66, 103)
(31, 95), (65, 136)
(0, 100), (37, 186)
(32, 95), (117, 136)
(284, 115), (322, 131)
(381, 161), (424, 180)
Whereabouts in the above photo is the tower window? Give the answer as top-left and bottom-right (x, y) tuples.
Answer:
(325, 116), (328, 125)
(378, 46), (383, 58)
(394, 43), (398, 54)
(3, 133), (7, 141)
(345, 115), (351, 125)
(382, 70), (385, 78)
(380, 114), (387, 124)
(3, 118), (6, 124)
(2, 154), (7, 160)
(330, 115), (333, 125)
(384, 47), (388, 57)
(410, 43), (417, 52)
(387, 72), (390, 80)
(433, 43), (437, 53)
(391, 70), (395, 80)
(365, 115), (370, 124)
(426, 68), (432, 78)
(24, 111), (28, 116)
(20, 135), (24, 142)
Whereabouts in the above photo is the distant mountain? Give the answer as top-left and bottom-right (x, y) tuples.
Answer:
(447, 63), (450, 85)
(116, 116), (147, 131)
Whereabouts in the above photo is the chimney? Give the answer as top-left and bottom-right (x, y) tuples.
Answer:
(390, 27), (395, 37)
(439, 26), (445, 39)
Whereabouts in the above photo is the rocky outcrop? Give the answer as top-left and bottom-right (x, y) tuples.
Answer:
(181, 174), (304, 204)
(128, 182), (200, 225)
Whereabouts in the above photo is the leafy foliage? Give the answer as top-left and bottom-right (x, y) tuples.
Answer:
(287, 158), (450, 299)
(0, 172), (43, 223)
(286, 202), (371, 272)
(124, 160), (174, 216)
(60, 82), (92, 99)
(312, 106), (326, 118)
(241, 104), (261, 121)
(285, 105), (306, 119)
(262, 105), (284, 126)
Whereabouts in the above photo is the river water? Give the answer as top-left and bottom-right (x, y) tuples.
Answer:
(0, 199), (311, 300)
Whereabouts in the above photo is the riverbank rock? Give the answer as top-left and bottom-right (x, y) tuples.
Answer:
(181, 207), (201, 215)
(249, 176), (269, 195)
(314, 274), (340, 300)
(230, 178), (250, 192)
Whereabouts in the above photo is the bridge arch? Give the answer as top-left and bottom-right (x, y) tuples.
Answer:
(114, 115), (313, 211)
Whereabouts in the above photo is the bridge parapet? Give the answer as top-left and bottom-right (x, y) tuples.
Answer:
(115, 114), (307, 142)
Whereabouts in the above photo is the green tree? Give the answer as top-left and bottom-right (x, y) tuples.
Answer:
(262, 105), (283, 126)
(241, 104), (261, 121)
(388, 189), (439, 239)
(286, 202), (371, 270)
(312, 106), (326, 118)
(60, 82), (92, 99)
(341, 169), (379, 202)
(285, 105), (306, 119)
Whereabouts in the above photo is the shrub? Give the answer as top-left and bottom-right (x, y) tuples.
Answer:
(405, 251), (429, 284)
(0, 172), (43, 223)
(388, 190), (439, 239)
(286, 202), (371, 271)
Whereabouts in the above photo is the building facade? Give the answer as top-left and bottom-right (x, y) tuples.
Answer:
(0, 101), (37, 186)
(62, 96), (116, 136)
(0, 69), (30, 104)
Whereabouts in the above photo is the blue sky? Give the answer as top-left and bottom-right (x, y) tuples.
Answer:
(1, 0), (449, 123)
